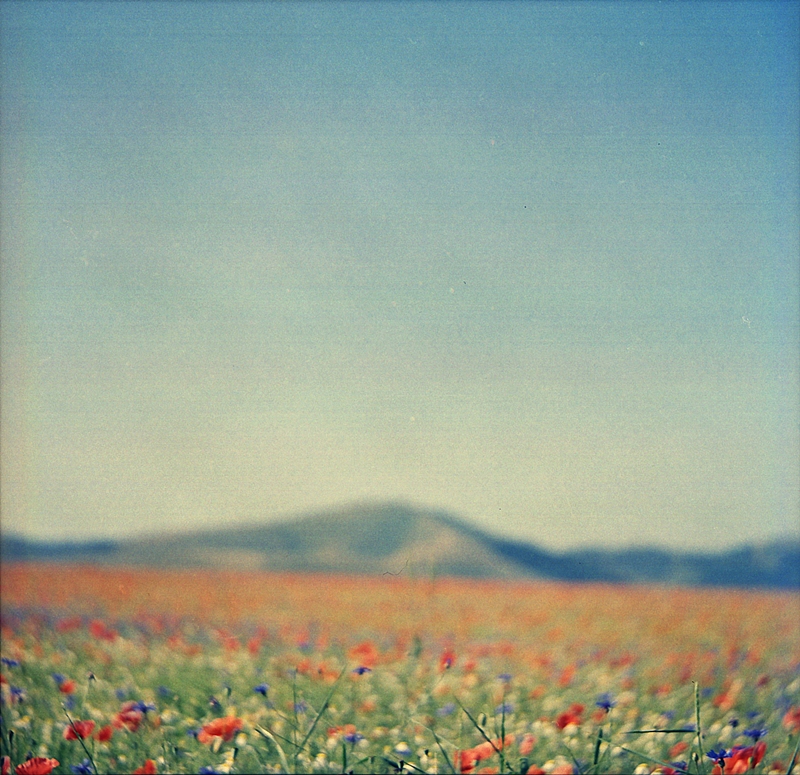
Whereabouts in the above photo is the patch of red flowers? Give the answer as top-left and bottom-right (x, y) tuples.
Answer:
(555, 703), (584, 730)
(132, 760), (157, 774)
(347, 640), (379, 669)
(95, 725), (114, 743)
(197, 716), (244, 744)
(88, 619), (117, 642)
(113, 701), (144, 732)
(63, 719), (95, 740)
(454, 734), (514, 773)
(710, 741), (767, 775)
(13, 759), (59, 775)
(438, 647), (457, 672)
(783, 705), (800, 734)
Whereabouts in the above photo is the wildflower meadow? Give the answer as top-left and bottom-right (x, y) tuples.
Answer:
(1, 563), (798, 774)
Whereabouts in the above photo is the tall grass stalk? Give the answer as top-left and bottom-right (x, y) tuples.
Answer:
(63, 709), (98, 775)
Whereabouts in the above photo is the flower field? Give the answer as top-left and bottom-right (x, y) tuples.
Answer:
(1, 564), (799, 774)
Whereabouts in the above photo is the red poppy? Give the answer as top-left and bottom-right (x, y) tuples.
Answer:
(555, 703), (584, 730)
(347, 641), (379, 669)
(454, 736), (514, 773)
(1, 756), (9, 775)
(454, 748), (479, 773)
(88, 619), (117, 642)
(557, 664), (575, 687)
(113, 701), (144, 732)
(64, 719), (95, 740)
(133, 760), (157, 774)
(669, 741), (689, 759)
(783, 705), (800, 734)
(14, 759), (59, 775)
(439, 647), (457, 671)
(712, 742), (768, 775)
(519, 733), (536, 756)
(197, 716), (243, 744)
(95, 725), (114, 742)
(58, 679), (76, 694)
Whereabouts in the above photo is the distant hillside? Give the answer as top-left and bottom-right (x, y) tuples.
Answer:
(2, 502), (798, 589)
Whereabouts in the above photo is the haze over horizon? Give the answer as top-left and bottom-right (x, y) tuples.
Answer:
(2, 1), (798, 551)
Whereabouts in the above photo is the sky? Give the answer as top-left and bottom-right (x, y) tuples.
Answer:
(1, 1), (798, 550)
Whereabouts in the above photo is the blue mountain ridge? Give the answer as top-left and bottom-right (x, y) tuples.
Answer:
(2, 503), (798, 589)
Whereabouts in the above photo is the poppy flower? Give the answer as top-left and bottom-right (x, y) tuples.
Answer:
(711, 742), (768, 775)
(132, 760), (157, 774)
(95, 725), (114, 743)
(454, 748), (479, 773)
(439, 647), (457, 671)
(782, 706), (800, 734)
(555, 703), (584, 730)
(347, 641), (379, 669)
(669, 741), (689, 759)
(88, 620), (116, 641)
(197, 716), (243, 744)
(64, 719), (95, 740)
(519, 733), (536, 756)
(113, 701), (144, 732)
(14, 759), (59, 775)
(454, 736), (514, 773)
(54, 676), (76, 694)
(1, 756), (9, 775)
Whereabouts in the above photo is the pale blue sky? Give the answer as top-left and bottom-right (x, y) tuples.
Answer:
(2, 1), (798, 549)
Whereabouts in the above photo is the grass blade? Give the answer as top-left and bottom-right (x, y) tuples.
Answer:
(254, 725), (291, 774)
(296, 668), (346, 754)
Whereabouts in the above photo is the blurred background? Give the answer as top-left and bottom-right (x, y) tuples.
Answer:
(1, 1), (798, 551)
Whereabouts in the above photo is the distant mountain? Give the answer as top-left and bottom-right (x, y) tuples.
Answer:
(2, 502), (798, 589)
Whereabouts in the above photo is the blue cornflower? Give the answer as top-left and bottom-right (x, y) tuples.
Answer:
(706, 748), (730, 764)
(729, 718), (739, 728)
(495, 702), (514, 715)
(115, 688), (128, 701)
(294, 700), (307, 714)
(595, 693), (616, 711)
(10, 686), (25, 702)
(63, 694), (76, 710)
(157, 686), (172, 697)
(71, 758), (94, 774)
(744, 726), (767, 741)
(344, 731), (364, 744)
(437, 703), (456, 717)
(1, 658), (19, 668)
(497, 673), (512, 682)
(669, 762), (689, 774)
(198, 767), (220, 774)
(133, 701), (156, 714)
(52, 673), (66, 685)
(352, 666), (372, 675)
(254, 683), (270, 696)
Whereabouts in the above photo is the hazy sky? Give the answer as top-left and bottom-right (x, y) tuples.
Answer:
(2, 1), (798, 550)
